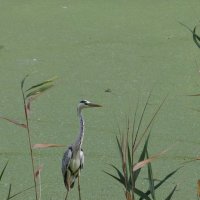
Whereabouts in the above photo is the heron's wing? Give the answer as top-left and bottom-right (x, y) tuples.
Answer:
(80, 149), (84, 169)
(62, 145), (73, 178)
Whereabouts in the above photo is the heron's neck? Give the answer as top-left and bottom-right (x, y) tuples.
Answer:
(74, 110), (85, 151)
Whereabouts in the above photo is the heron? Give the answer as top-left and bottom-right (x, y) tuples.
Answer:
(61, 100), (102, 200)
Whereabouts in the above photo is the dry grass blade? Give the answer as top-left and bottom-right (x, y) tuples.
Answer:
(32, 143), (65, 149)
(124, 191), (132, 200)
(0, 116), (27, 128)
(133, 149), (168, 172)
(187, 94), (200, 97)
(197, 180), (200, 198)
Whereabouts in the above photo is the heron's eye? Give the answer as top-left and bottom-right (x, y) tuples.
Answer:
(80, 100), (88, 105)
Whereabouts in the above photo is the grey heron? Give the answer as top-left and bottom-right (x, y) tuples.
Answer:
(62, 100), (102, 200)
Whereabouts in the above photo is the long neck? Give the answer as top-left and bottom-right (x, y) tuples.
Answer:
(74, 110), (85, 151)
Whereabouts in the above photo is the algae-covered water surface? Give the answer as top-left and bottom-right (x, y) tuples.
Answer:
(0, 0), (200, 199)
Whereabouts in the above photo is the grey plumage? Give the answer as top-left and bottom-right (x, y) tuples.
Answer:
(62, 145), (84, 190)
(61, 100), (101, 200)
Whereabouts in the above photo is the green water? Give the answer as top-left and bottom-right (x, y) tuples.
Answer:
(0, 0), (200, 199)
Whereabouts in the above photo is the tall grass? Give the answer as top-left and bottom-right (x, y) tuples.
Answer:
(0, 75), (56, 200)
(104, 94), (179, 200)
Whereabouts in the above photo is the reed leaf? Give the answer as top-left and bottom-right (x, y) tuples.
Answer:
(103, 171), (125, 185)
(0, 116), (27, 128)
(109, 164), (125, 185)
(21, 74), (29, 90)
(193, 26), (200, 48)
(0, 161), (8, 181)
(134, 188), (151, 200)
(132, 133), (150, 182)
(26, 84), (54, 99)
(165, 185), (177, 200)
(26, 76), (57, 92)
(8, 185), (34, 199)
(32, 143), (65, 149)
(146, 150), (156, 200)
(6, 184), (12, 200)
(139, 167), (181, 200)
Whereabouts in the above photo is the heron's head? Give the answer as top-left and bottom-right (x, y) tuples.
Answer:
(77, 100), (102, 112)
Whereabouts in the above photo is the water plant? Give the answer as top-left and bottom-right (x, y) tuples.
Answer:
(0, 75), (56, 200)
(104, 94), (179, 200)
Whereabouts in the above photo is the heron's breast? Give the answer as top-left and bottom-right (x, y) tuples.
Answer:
(70, 154), (81, 173)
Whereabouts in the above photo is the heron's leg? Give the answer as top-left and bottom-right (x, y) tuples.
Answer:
(65, 190), (69, 200)
(78, 173), (81, 200)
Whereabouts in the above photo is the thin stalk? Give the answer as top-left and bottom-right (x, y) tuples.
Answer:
(21, 87), (38, 200)
(131, 99), (139, 199)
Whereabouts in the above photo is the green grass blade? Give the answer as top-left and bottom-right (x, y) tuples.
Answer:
(134, 95), (167, 153)
(21, 74), (29, 90)
(133, 92), (151, 152)
(109, 164), (125, 185)
(193, 26), (200, 48)
(26, 76), (57, 92)
(103, 170), (125, 185)
(139, 167), (181, 199)
(165, 185), (177, 200)
(8, 185), (34, 199)
(116, 135), (123, 160)
(146, 149), (156, 200)
(6, 184), (12, 200)
(127, 143), (132, 183)
(26, 84), (54, 99)
(133, 133), (150, 182)
(154, 167), (181, 190)
(134, 188), (152, 200)
(0, 161), (8, 181)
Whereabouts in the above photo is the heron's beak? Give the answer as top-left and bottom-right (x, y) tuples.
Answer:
(88, 103), (102, 107)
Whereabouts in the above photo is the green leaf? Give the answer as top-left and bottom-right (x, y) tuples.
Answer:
(134, 188), (152, 200)
(8, 185), (34, 199)
(154, 167), (181, 191)
(26, 76), (57, 92)
(134, 95), (167, 154)
(109, 164), (125, 186)
(133, 133), (150, 181)
(21, 74), (29, 90)
(193, 26), (200, 48)
(116, 136), (123, 161)
(6, 184), (12, 200)
(165, 185), (177, 200)
(139, 167), (181, 200)
(127, 143), (132, 184)
(146, 149), (156, 200)
(0, 161), (8, 181)
(103, 170), (125, 185)
(26, 84), (54, 99)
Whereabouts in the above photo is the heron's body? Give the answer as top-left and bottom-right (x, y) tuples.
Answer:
(61, 100), (101, 199)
